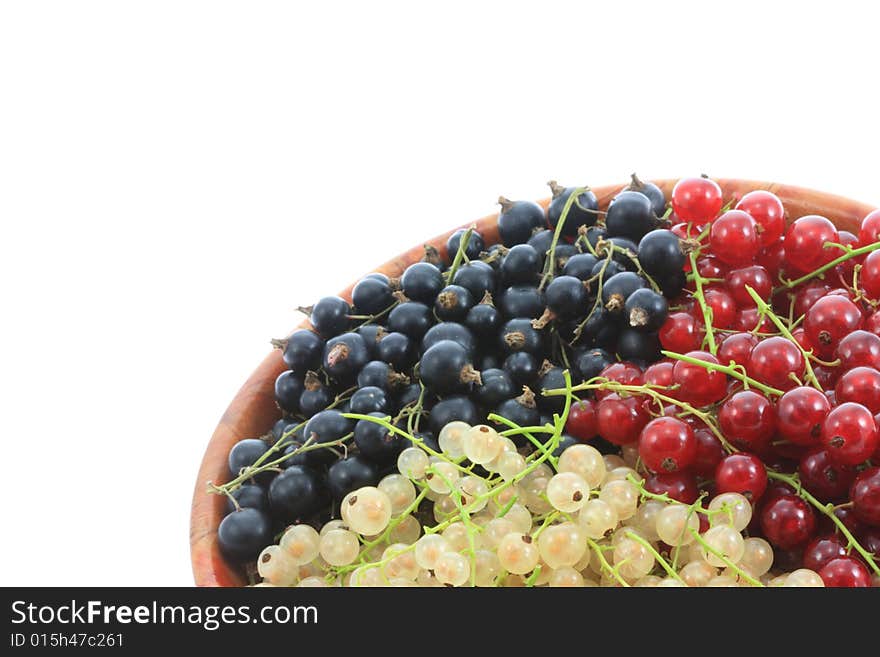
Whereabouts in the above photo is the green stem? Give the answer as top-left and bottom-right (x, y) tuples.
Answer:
(688, 528), (764, 587)
(445, 226), (474, 283)
(662, 350), (784, 397)
(624, 530), (686, 585)
(689, 250), (717, 354)
(540, 187), (590, 290)
(782, 240), (880, 288)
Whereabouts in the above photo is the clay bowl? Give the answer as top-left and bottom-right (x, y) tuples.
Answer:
(191, 178), (875, 586)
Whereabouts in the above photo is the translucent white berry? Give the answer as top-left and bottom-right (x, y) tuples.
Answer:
(497, 451), (527, 481)
(442, 522), (470, 552)
(550, 566), (585, 587)
(462, 425), (505, 464)
(397, 447), (430, 480)
(598, 479), (638, 520)
(378, 474), (417, 516)
(381, 543), (420, 581)
(318, 528), (360, 566)
(438, 421), (470, 459)
(708, 492), (752, 531)
(613, 537), (654, 580)
(458, 475), (489, 512)
(578, 499), (619, 539)
(680, 560), (716, 587)
(280, 524), (320, 566)
(700, 525), (745, 567)
(257, 545), (297, 585)
(502, 503), (533, 534)
(546, 472), (589, 512)
(654, 504), (699, 546)
(784, 569), (824, 587)
(537, 522), (587, 568)
(425, 458), (460, 494)
(740, 537), (774, 577)
(434, 552), (471, 586)
(342, 487), (393, 536)
(414, 534), (450, 571)
(497, 532), (540, 575)
(473, 549), (501, 587)
(558, 444), (606, 489)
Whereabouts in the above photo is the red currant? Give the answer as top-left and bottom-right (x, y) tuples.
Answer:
(776, 386), (831, 446)
(791, 327), (812, 352)
(834, 230), (861, 283)
(693, 287), (737, 330)
(596, 393), (649, 445)
(814, 364), (841, 391)
(644, 471), (699, 504)
(850, 466), (880, 527)
(735, 190), (785, 247)
(671, 176), (723, 224)
(594, 362), (643, 400)
(715, 452), (767, 502)
(732, 307), (773, 333)
(792, 281), (831, 320)
(746, 336), (804, 392)
(638, 416), (697, 473)
(756, 240), (785, 279)
(783, 215), (840, 274)
(709, 210), (760, 266)
(760, 494), (816, 549)
(804, 295), (863, 359)
(819, 556), (872, 587)
(671, 350), (728, 407)
(865, 311), (880, 337)
(724, 265), (771, 307)
(858, 208), (880, 247)
(820, 402), (878, 466)
(717, 390), (776, 453)
(860, 528), (880, 560)
(658, 313), (703, 354)
(835, 330), (880, 370)
(835, 366), (880, 413)
(798, 448), (855, 502)
(696, 255), (727, 279)
(860, 249), (880, 299)
(802, 534), (849, 572)
(564, 399), (597, 442)
(643, 360), (674, 389)
(691, 428), (725, 478)
(717, 332), (758, 369)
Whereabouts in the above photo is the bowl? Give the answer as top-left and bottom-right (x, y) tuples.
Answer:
(190, 178), (875, 586)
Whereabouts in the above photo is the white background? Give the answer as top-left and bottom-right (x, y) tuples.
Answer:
(1, 1), (879, 585)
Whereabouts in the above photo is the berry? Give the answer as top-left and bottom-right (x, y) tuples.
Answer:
(691, 428), (725, 478)
(858, 208), (880, 246)
(596, 361), (644, 398)
(565, 399), (598, 442)
(735, 190), (785, 247)
(464, 298), (502, 341)
(818, 556), (872, 587)
(352, 276), (394, 315)
(616, 328), (661, 363)
(638, 417), (697, 473)
(836, 330), (880, 370)
(547, 181), (599, 237)
(562, 253), (600, 283)
(709, 210), (760, 266)
(421, 322), (477, 355)
(281, 329), (324, 372)
(671, 351), (728, 407)
(776, 386), (831, 446)
(387, 301), (433, 339)
(473, 368), (517, 407)
(696, 287), (737, 329)
(327, 455), (381, 500)
(377, 332), (415, 370)
(802, 534), (849, 572)
(500, 244), (542, 285)
(835, 367), (880, 413)
(419, 340), (481, 395)
(717, 390), (776, 453)
(544, 275), (588, 320)
(804, 295), (863, 358)
(356, 324), (386, 360)
(671, 176), (723, 224)
(218, 509), (273, 562)
(401, 262), (444, 304)
(446, 228), (484, 261)
(850, 466), (880, 527)
(715, 453), (767, 502)
(602, 271), (646, 314)
(596, 393), (649, 445)
(349, 386), (388, 415)
(498, 318), (545, 356)
(299, 372), (331, 417)
(503, 351), (540, 386)
(659, 312), (702, 353)
(606, 190), (658, 242)
(820, 402), (878, 466)
(497, 285), (545, 319)
(760, 494), (816, 549)
(724, 265), (771, 307)
(268, 465), (327, 522)
(497, 197), (546, 247)
(798, 448), (855, 502)
(717, 332), (758, 369)
(638, 229), (685, 281)
(643, 471), (699, 504)
(228, 438), (270, 481)
(625, 288), (668, 331)
(434, 285), (474, 322)
(274, 371), (303, 414)
(622, 173), (666, 216)
(452, 261), (496, 300)
(861, 250), (880, 299)
(493, 389), (540, 436)
(783, 215), (840, 273)
(323, 332), (369, 381)
(573, 348), (614, 381)
(309, 296), (351, 337)
(226, 484), (269, 514)
(747, 336), (805, 392)
(428, 396), (480, 435)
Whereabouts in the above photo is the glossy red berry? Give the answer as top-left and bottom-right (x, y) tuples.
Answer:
(865, 311), (880, 337)
(834, 230), (861, 283)
(594, 362), (643, 400)
(804, 295), (863, 359)
(860, 250), (880, 299)
(760, 494), (816, 549)
(858, 208), (880, 247)
(835, 330), (880, 370)
(756, 240), (785, 278)
(776, 386), (831, 446)
(691, 428), (725, 478)
(671, 350), (728, 407)
(638, 417), (697, 473)
(715, 453), (767, 502)
(802, 534), (849, 572)
(724, 265), (771, 307)
(746, 336), (804, 392)
(835, 367), (880, 413)
(717, 390), (776, 453)
(658, 312), (702, 353)
(732, 307), (772, 333)
(693, 287), (737, 329)
(643, 360), (674, 389)
(564, 399), (597, 442)
(735, 190), (785, 247)
(820, 402), (878, 466)
(596, 393), (649, 446)
(850, 466), (880, 527)
(792, 282), (831, 320)
(644, 471), (699, 504)
(783, 215), (840, 274)
(671, 176), (723, 224)
(819, 556), (872, 587)
(709, 210), (760, 266)
(717, 332), (758, 369)
(696, 255), (727, 280)
(798, 448), (855, 502)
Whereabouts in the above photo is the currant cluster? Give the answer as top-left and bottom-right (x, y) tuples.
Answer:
(213, 175), (683, 572)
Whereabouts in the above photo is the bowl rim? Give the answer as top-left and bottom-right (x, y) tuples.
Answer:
(190, 178), (876, 586)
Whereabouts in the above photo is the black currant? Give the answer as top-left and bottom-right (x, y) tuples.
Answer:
(349, 386), (388, 414)
(572, 305), (619, 350)
(562, 253), (599, 282)
(573, 347), (615, 381)
(352, 276), (394, 315)
(401, 262), (444, 304)
(427, 396), (480, 435)
(418, 340), (481, 394)
(503, 351), (540, 386)
(303, 410), (353, 465)
(322, 332), (369, 381)
(493, 388), (540, 440)
(434, 284), (474, 322)
(547, 181), (599, 237)
(498, 318), (545, 356)
(421, 322), (477, 355)
(387, 301), (433, 339)
(226, 484), (269, 514)
(527, 229), (555, 262)
(622, 173), (666, 217)
(268, 465), (327, 523)
(500, 244), (542, 285)
(309, 296), (351, 338)
(551, 244), (579, 270)
(465, 296), (502, 341)
(377, 331), (415, 369)
(658, 270), (687, 298)
(327, 455), (381, 500)
(394, 383), (423, 411)
(357, 360), (409, 391)
(497, 285), (546, 319)
(274, 370), (303, 414)
(605, 190), (658, 242)
(281, 329), (324, 372)
(638, 229), (686, 280)
(584, 226), (606, 252)
(217, 508), (272, 562)
(355, 324), (387, 360)
(624, 288), (668, 331)
(616, 328), (661, 363)
(452, 261), (496, 300)
(473, 367), (517, 407)
(591, 258), (626, 280)
(354, 413), (404, 463)
(602, 271), (646, 313)
(477, 352), (502, 371)
(536, 363), (568, 413)
(543, 275), (588, 321)
(552, 434), (580, 459)
(446, 228), (485, 261)
(299, 371), (331, 418)
(599, 236), (640, 271)
(497, 197), (546, 247)
(228, 438), (269, 481)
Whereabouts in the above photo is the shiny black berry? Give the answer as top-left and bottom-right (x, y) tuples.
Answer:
(226, 484), (269, 514)
(602, 271), (646, 313)
(228, 438), (269, 480)
(500, 244), (542, 285)
(638, 229), (686, 280)
(354, 412), (404, 463)
(497, 285), (545, 319)
(281, 329), (324, 372)
(562, 253), (600, 282)
(473, 368), (517, 407)
(218, 508), (272, 562)
(434, 285), (474, 322)
(447, 228), (484, 260)
(357, 360), (409, 391)
(352, 276), (394, 314)
(428, 396), (480, 435)
(503, 351), (540, 386)
(328, 455), (381, 500)
(493, 388), (540, 440)
(616, 328), (661, 363)
(303, 410), (353, 465)
(323, 332), (369, 381)
(465, 298), (502, 341)
(274, 370), (303, 414)
(309, 296), (351, 337)
(299, 371), (331, 417)
(544, 275), (588, 320)
(355, 324), (387, 360)
(418, 340), (481, 394)
(574, 347), (615, 381)
(547, 181), (599, 237)
(388, 301), (433, 339)
(401, 262), (444, 304)
(623, 173), (666, 217)
(350, 386), (388, 414)
(527, 229), (555, 263)
(452, 261), (496, 300)
(377, 331), (415, 369)
(268, 465), (327, 523)
(421, 322), (477, 355)
(536, 364), (568, 413)
(498, 318), (545, 356)
(606, 190), (658, 242)
(497, 197), (547, 247)
(625, 288), (668, 331)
